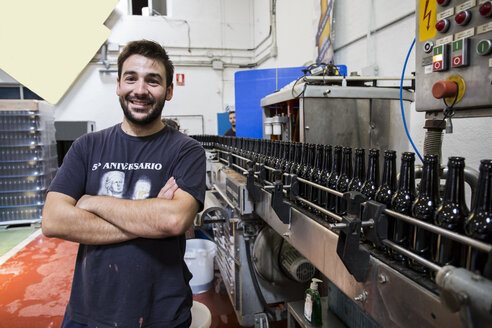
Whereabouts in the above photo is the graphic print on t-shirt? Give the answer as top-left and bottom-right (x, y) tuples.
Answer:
(98, 171), (125, 198)
(132, 176), (151, 200)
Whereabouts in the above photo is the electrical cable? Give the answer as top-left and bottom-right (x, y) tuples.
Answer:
(244, 238), (276, 319)
(399, 38), (423, 163)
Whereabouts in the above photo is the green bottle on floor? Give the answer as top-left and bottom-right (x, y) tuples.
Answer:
(303, 278), (322, 326)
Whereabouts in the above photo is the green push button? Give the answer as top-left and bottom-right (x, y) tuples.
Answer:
(434, 45), (443, 56)
(476, 40), (492, 56)
(452, 39), (463, 52)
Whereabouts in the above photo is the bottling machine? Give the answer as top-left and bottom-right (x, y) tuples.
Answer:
(193, 1), (492, 327)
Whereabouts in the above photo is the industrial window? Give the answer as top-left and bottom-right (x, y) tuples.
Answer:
(0, 86), (21, 99)
(0, 86), (43, 100)
(131, 0), (167, 16)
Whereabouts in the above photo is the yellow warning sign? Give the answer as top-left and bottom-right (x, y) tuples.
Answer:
(419, 0), (437, 42)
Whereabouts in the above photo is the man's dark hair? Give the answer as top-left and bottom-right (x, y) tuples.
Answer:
(118, 40), (174, 88)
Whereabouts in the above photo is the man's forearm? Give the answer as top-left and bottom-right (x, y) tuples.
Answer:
(42, 192), (137, 245)
(77, 190), (198, 239)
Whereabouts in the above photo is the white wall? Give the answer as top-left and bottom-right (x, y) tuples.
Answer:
(21, 0), (264, 135)
(259, 0), (319, 68)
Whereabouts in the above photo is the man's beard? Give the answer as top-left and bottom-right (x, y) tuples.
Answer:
(120, 95), (166, 126)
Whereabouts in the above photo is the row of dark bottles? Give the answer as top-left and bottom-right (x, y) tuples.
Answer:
(191, 135), (492, 279)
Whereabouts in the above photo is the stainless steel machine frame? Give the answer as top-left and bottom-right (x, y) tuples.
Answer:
(203, 162), (307, 327)
(260, 78), (414, 156)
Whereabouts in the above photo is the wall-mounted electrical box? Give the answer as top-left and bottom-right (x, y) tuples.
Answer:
(415, 0), (492, 116)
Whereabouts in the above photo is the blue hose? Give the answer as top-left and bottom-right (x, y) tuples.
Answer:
(400, 38), (423, 163)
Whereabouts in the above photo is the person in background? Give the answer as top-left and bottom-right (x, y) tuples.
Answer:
(224, 110), (236, 136)
(42, 40), (206, 328)
(162, 117), (179, 131)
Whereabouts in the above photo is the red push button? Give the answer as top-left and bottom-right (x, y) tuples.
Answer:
(437, 0), (450, 6)
(479, 2), (492, 17)
(436, 19), (450, 33)
(432, 81), (458, 99)
(455, 10), (472, 26)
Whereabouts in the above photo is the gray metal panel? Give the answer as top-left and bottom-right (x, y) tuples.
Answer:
(55, 121), (95, 141)
(303, 98), (371, 147)
(302, 97), (410, 155)
(415, 0), (492, 113)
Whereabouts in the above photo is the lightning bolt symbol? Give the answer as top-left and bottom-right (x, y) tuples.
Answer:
(423, 0), (432, 31)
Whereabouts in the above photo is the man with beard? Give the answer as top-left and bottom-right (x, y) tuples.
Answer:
(42, 40), (206, 328)
(224, 110), (236, 136)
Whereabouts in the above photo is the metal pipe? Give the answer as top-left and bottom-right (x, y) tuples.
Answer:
(296, 176), (344, 197)
(231, 163), (247, 173)
(334, 10), (415, 51)
(295, 196), (344, 222)
(385, 209), (492, 252)
(212, 183), (236, 209)
(328, 219), (374, 230)
(383, 240), (442, 272)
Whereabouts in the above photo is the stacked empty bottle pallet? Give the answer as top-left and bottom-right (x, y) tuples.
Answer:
(0, 100), (57, 228)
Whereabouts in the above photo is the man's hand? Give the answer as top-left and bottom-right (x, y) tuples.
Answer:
(157, 177), (178, 199)
(76, 194), (93, 211)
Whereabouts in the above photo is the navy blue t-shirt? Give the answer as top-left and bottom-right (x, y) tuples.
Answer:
(48, 124), (206, 327)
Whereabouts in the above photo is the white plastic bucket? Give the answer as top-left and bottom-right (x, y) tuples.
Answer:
(185, 238), (217, 294)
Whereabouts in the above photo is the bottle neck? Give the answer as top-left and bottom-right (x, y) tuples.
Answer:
(353, 150), (365, 179)
(314, 146), (323, 170)
(288, 143), (296, 162)
(323, 146), (332, 173)
(300, 144), (307, 165)
(418, 159), (440, 200)
(281, 142), (289, 161)
(472, 161), (492, 212)
(398, 157), (415, 191)
(366, 152), (379, 182)
(381, 155), (397, 188)
(306, 145), (314, 167)
(443, 164), (466, 204)
(294, 144), (301, 164)
(331, 148), (342, 174)
(340, 149), (353, 176)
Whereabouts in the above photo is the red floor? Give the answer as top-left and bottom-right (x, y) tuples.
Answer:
(0, 234), (248, 328)
(0, 235), (76, 328)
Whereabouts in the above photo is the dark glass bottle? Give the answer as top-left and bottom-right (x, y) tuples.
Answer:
(266, 140), (276, 182)
(464, 160), (492, 279)
(274, 141), (284, 171)
(336, 147), (353, 215)
(375, 150), (397, 207)
(307, 144), (324, 210)
(319, 145), (332, 218)
(327, 146), (342, 216)
(299, 144), (314, 205)
(433, 157), (469, 268)
(283, 142), (296, 185)
(348, 148), (365, 192)
(293, 143), (306, 177)
(279, 141), (289, 182)
(409, 154), (440, 273)
(290, 143), (302, 175)
(390, 152), (416, 264)
(361, 149), (380, 200)
(253, 138), (261, 164)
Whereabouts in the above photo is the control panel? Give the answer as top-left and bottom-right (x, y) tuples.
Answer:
(415, 0), (492, 114)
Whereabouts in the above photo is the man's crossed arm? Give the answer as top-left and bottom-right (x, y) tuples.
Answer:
(42, 177), (199, 245)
